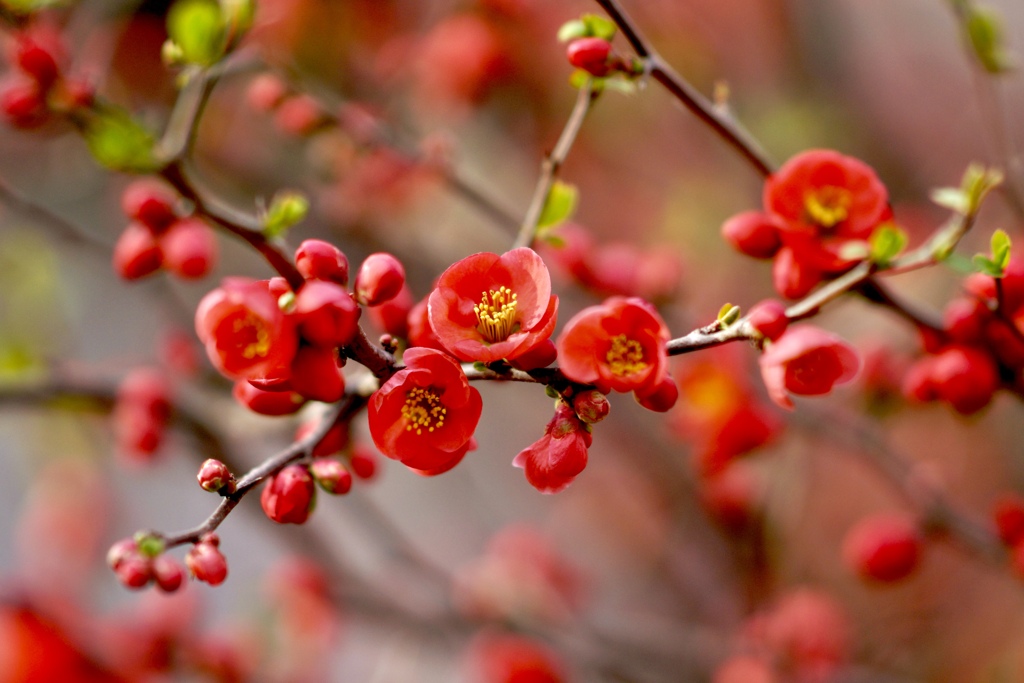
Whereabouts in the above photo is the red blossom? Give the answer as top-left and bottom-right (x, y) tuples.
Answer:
(759, 325), (860, 409)
(195, 278), (298, 381)
(368, 347), (482, 472)
(428, 247), (558, 363)
(556, 296), (670, 398)
(842, 512), (923, 583)
(765, 149), (891, 273)
(513, 403), (591, 494)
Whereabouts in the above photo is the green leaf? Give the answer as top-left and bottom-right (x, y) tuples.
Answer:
(717, 303), (741, 325)
(966, 7), (1014, 74)
(991, 228), (1011, 270)
(83, 108), (159, 172)
(134, 533), (166, 558)
(581, 13), (617, 41)
(537, 181), (578, 230)
(557, 19), (588, 43)
(930, 187), (969, 214)
(869, 224), (908, 265)
(972, 254), (1005, 277)
(262, 191), (309, 238)
(168, 0), (226, 67)
(943, 252), (976, 274)
(541, 233), (566, 248)
(962, 163), (1003, 214)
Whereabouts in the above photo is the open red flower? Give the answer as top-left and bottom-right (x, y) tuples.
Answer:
(759, 325), (860, 409)
(195, 277), (297, 381)
(428, 248), (558, 363)
(556, 296), (670, 397)
(765, 149), (890, 272)
(513, 403), (591, 494)
(368, 347), (482, 472)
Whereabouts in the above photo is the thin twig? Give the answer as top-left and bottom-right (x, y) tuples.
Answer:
(513, 83), (600, 249)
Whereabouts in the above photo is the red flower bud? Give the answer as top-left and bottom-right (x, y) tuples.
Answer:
(355, 252), (406, 306)
(513, 403), (591, 494)
(571, 389), (610, 424)
(260, 465), (317, 524)
(107, 538), (140, 570)
(721, 211), (782, 259)
(994, 494), (1024, 546)
(292, 280), (361, 349)
(634, 374), (679, 412)
(197, 459), (234, 494)
(748, 299), (789, 341)
(842, 512), (922, 582)
(0, 76), (50, 128)
(349, 444), (379, 480)
(186, 542), (228, 586)
(310, 459), (353, 494)
(274, 93), (326, 136)
(115, 554), (153, 589)
(121, 180), (178, 232)
(161, 218), (218, 279)
(246, 73), (288, 112)
(295, 239), (350, 285)
(759, 325), (860, 409)
(113, 221), (162, 281)
(152, 555), (185, 593)
(296, 418), (350, 457)
(15, 32), (61, 88)
(566, 37), (613, 76)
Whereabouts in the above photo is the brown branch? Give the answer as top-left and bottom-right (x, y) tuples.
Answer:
(592, 0), (776, 178)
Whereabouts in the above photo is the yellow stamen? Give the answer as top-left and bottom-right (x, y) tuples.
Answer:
(474, 286), (519, 343)
(234, 315), (271, 359)
(804, 186), (852, 228)
(401, 386), (447, 435)
(606, 334), (647, 376)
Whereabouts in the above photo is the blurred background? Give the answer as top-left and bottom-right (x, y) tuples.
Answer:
(2, 0), (1024, 681)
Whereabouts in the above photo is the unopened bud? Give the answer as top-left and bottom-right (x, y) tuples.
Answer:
(197, 458), (235, 494)
(572, 389), (610, 424)
(310, 459), (353, 495)
(355, 252), (406, 306)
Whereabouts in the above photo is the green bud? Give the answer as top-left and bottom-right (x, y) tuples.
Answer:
(869, 223), (908, 266)
(134, 532), (166, 558)
(537, 180), (578, 230)
(83, 107), (160, 173)
(262, 191), (310, 238)
(168, 0), (227, 67)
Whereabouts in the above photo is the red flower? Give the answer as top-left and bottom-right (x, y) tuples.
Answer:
(195, 277), (298, 381)
(261, 465), (317, 524)
(759, 325), (860, 409)
(368, 347), (482, 472)
(556, 296), (670, 397)
(513, 403), (591, 494)
(765, 149), (890, 272)
(842, 512), (923, 583)
(428, 248), (558, 363)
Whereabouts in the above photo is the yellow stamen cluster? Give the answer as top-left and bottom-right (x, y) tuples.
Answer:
(474, 286), (519, 343)
(606, 334), (647, 376)
(401, 386), (446, 435)
(804, 186), (852, 229)
(235, 315), (271, 359)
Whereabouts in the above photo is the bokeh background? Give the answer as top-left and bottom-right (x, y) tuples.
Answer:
(2, 0), (1024, 681)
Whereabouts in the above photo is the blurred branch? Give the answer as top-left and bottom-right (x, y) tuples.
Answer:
(592, 0), (776, 178)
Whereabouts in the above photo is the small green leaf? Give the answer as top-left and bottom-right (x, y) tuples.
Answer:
(168, 0), (226, 67)
(134, 533), (166, 558)
(930, 187), (969, 214)
(557, 19), (588, 43)
(962, 163), (1003, 214)
(717, 303), (741, 326)
(83, 108), (159, 172)
(972, 254), (1005, 277)
(581, 13), (617, 41)
(943, 252), (976, 274)
(966, 6), (1014, 74)
(537, 181), (578, 230)
(869, 224), (908, 266)
(991, 228), (1011, 269)
(599, 76), (638, 95)
(568, 69), (591, 89)
(262, 191), (309, 238)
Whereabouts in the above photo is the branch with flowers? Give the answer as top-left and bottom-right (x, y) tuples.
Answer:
(4, 0), (1024, 680)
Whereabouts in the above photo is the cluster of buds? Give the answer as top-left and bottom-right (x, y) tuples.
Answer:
(903, 257), (1024, 415)
(107, 534), (185, 592)
(558, 14), (640, 80)
(196, 240), (405, 415)
(1, 23), (93, 129)
(113, 180), (219, 281)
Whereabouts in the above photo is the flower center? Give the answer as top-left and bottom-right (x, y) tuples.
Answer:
(233, 315), (271, 359)
(474, 286), (519, 343)
(401, 386), (447, 435)
(803, 186), (852, 229)
(606, 334), (647, 376)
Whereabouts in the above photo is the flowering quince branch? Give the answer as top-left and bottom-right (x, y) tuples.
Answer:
(590, 0), (776, 178)
(513, 80), (600, 250)
(156, 397), (352, 548)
